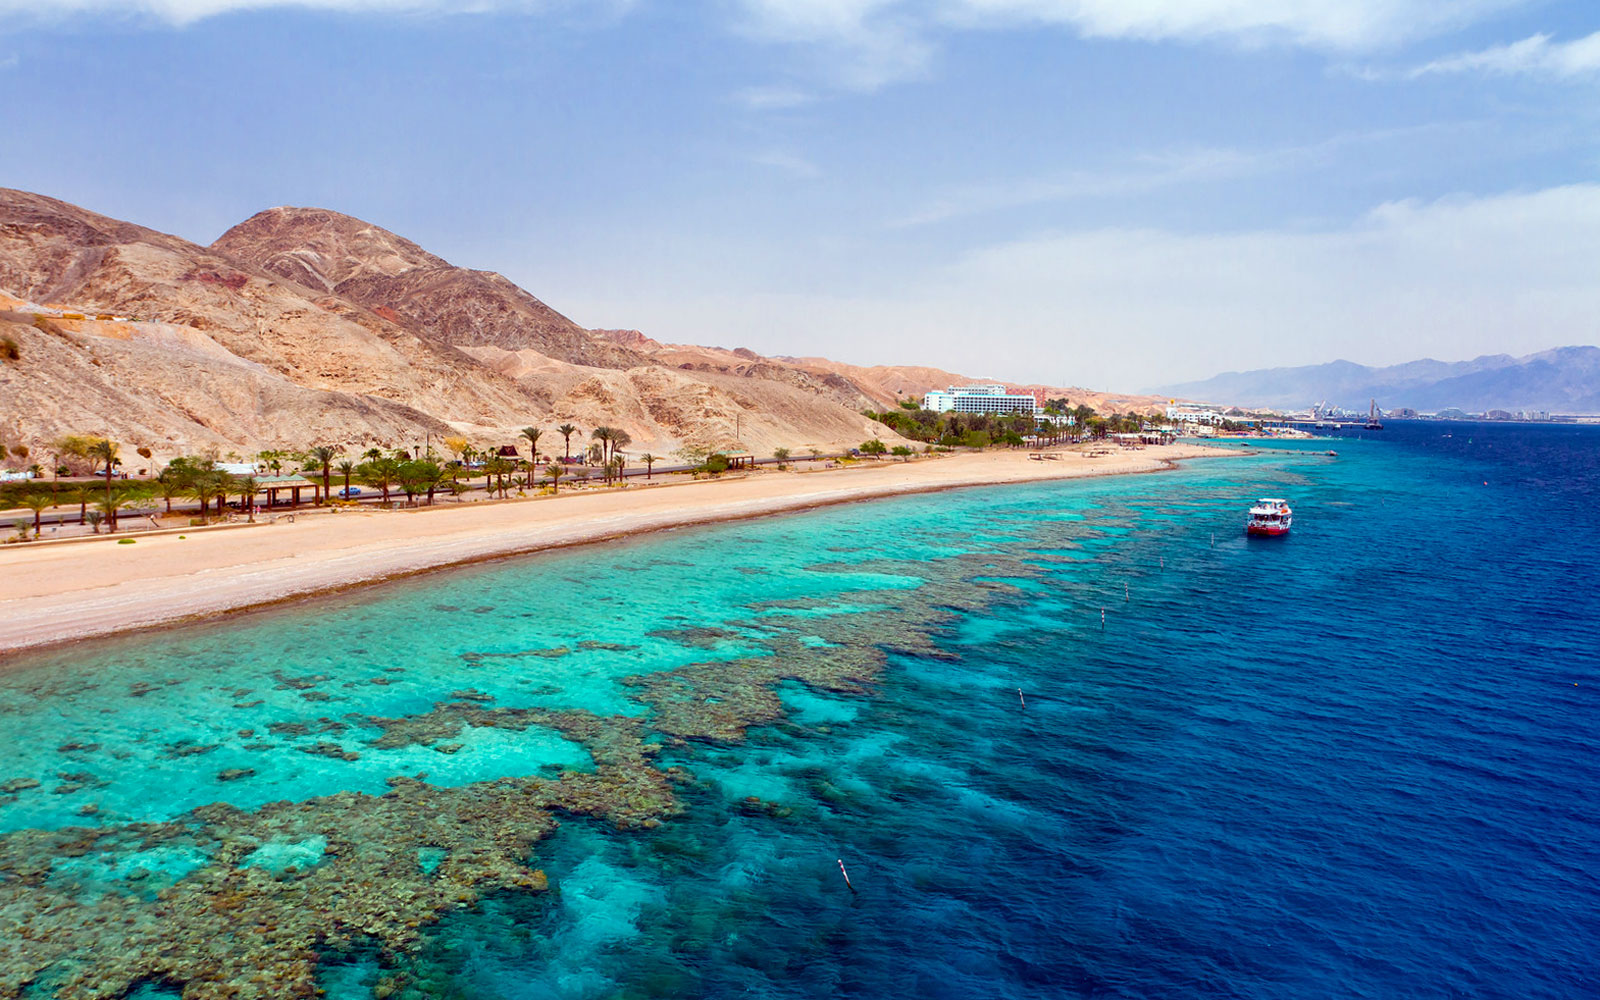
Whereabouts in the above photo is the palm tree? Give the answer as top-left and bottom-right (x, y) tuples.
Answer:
(545, 462), (564, 492)
(590, 426), (612, 464)
(558, 423), (577, 461)
(520, 427), (543, 488)
(364, 447), (383, 462)
(183, 471), (223, 524)
(18, 492), (54, 535)
(358, 457), (400, 504)
(68, 484), (92, 525)
(87, 438), (120, 530)
(98, 482), (156, 533)
(154, 467), (189, 515)
(610, 429), (631, 463)
(483, 456), (514, 498)
(238, 475), (260, 521)
(336, 460), (356, 499)
(308, 445), (338, 504)
(639, 453), (657, 480)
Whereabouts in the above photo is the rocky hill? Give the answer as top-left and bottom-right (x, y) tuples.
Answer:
(0, 189), (907, 463)
(0, 187), (1170, 469)
(213, 207), (644, 369)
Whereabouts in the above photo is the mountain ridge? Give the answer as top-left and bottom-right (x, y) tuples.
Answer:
(1158, 346), (1600, 413)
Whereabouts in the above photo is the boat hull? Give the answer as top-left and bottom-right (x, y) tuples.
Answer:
(1246, 523), (1291, 537)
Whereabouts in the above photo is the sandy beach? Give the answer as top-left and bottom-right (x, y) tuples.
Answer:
(0, 445), (1221, 656)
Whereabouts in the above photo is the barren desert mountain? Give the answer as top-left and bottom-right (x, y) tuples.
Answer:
(593, 330), (881, 412)
(0, 189), (548, 447)
(0, 189), (908, 463)
(214, 207), (643, 369)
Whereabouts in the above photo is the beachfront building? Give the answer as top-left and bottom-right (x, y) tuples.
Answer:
(923, 385), (1040, 416)
(1164, 402), (1225, 426)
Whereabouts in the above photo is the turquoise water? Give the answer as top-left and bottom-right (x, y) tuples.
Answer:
(2, 425), (1596, 998)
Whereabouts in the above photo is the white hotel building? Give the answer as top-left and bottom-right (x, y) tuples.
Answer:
(1164, 402), (1225, 426)
(923, 385), (1041, 416)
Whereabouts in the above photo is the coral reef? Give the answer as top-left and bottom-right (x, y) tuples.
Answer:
(0, 541), (1051, 997)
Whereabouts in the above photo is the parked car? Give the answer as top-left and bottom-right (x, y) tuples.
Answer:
(338, 487), (363, 498)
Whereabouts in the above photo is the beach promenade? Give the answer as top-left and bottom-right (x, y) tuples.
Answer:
(0, 445), (1218, 656)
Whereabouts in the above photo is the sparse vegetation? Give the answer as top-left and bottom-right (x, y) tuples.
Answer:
(0, 336), (18, 362)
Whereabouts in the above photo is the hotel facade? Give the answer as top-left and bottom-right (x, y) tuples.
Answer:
(923, 385), (1041, 416)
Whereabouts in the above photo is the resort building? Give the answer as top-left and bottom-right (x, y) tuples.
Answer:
(923, 385), (1040, 416)
(1164, 402), (1225, 426)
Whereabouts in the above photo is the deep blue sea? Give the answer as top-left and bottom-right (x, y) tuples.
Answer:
(1, 421), (1596, 999)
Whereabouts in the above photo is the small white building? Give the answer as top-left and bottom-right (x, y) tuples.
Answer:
(924, 385), (1040, 416)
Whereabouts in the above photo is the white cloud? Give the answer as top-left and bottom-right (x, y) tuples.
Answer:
(893, 123), (1469, 227)
(0, 0), (627, 28)
(729, 0), (1531, 89)
(938, 0), (1521, 49)
(747, 149), (822, 177)
(1406, 30), (1600, 79)
(732, 84), (818, 110)
(572, 185), (1600, 389)
(732, 0), (934, 90)
(0, 53), (18, 69)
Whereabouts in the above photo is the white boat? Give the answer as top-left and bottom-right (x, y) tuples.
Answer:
(1246, 498), (1292, 537)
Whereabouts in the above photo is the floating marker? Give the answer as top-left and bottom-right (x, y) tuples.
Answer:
(837, 858), (855, 892)
(1160, 556), (1165, 570)
(1124, 582), (1130, 602)
(1018, 688), (1026, 709)
(1211, 533), (1215, 548)
(1100, 608), (1106, 627)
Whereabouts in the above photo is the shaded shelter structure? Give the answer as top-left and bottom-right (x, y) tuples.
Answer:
(254, 474), (317, 508)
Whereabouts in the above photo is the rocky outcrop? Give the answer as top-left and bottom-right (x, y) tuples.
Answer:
(213, 207), (645, 369)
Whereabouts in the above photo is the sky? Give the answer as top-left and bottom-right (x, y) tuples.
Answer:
(1, 0), (1597, 391)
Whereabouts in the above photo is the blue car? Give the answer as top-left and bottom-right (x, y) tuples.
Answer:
(338, 487), (363, 498)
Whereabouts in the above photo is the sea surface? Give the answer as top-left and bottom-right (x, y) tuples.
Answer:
(1, 421), (1596, 999)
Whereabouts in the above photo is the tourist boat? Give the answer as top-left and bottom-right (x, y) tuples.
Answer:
(1245, 498), (1292, 537)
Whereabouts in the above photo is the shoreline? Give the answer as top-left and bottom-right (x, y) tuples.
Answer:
(0, 445), (1226, 659)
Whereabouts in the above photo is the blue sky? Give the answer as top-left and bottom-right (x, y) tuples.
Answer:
(2, 0), (1597, 390)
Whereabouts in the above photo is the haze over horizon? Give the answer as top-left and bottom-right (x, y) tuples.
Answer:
(3, 0), (1597, 390)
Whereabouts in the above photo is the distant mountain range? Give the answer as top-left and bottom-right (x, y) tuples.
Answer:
(1158, 347), (1600, 414)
